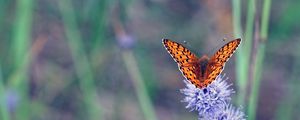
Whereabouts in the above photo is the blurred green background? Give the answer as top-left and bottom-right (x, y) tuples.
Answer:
(0, 0), (299, 120)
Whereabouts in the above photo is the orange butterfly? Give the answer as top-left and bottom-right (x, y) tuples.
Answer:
(162, 38), (241, 89)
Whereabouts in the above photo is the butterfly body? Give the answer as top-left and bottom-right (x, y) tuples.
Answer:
(162, 38), (241, 89)
(198, 55), (209, 79)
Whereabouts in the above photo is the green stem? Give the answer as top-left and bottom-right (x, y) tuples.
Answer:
(122, 51), (157, 120)
(232, 0), (247, 106)
(247, 0), (271, 119)
(58, 1), (102, 119)
(0, 1), (10, 119)
(247, 44), (265, 120)
(260, 0), (272, 40)
(9, 0), (35, 120)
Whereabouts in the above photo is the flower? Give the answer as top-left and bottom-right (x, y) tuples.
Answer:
(200, 104), (246, 120)
(180, 75), (234, 113)
(4, 89), (20, 113)
(180, 74), (246, 120)
(218, 105), (246, 120)
(117, 33), (135, 49)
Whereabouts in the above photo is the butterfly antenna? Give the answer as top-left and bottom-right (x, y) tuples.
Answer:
(206, 38), (229, 56)
(183, 40), (190, 47)
(223, 32), (235, 40)
(206, 33), (238, 55)
(182, 40), (202, 55)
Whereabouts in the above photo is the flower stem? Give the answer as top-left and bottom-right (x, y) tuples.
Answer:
(9, 0), (34, 119)
(58, 0), (102, 119)
(232, 0), (248, 106)
(122, 51), (158, 120)
(247, 0), (271, 119)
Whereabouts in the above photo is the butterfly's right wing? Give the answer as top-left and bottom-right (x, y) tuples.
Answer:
(205, 38), (241, 85)
(162, 39), (202, 88)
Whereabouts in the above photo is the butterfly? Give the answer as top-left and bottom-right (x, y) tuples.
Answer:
(162, 38), (241, 89)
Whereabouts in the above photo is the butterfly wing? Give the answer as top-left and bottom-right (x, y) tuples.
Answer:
(204, 38), (241, 85)
(162, 39), (203, 87)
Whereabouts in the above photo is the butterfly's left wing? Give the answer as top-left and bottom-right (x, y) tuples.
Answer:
(162, 39), (204, 88)
(204, 38), (241, 85)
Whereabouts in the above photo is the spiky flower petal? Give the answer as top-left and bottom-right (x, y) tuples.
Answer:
(180, 75), (234, 113)
(180, 74), (246, 120)
(200, 104), (246, 120)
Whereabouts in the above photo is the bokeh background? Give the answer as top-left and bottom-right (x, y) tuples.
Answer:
(0, 0), (299, 120)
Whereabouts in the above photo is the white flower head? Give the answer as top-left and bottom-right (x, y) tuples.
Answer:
(180, 74), (245, 120)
